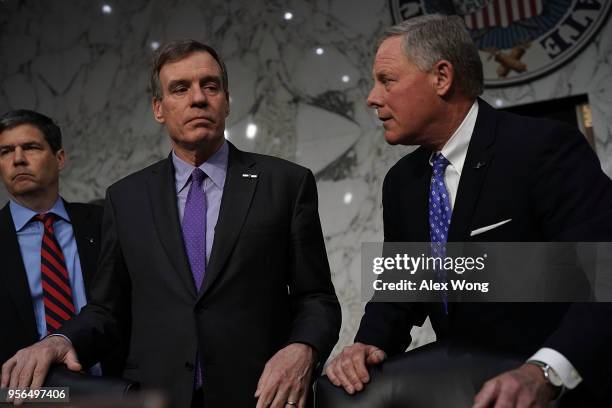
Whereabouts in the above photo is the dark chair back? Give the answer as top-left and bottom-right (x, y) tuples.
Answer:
(315, 342), (524, 408)
(44, 365), (139, 398)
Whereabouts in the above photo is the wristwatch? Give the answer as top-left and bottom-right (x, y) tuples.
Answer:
(526, 360), (564, 388)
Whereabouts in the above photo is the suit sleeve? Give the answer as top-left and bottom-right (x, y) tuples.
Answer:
(531, 122), (612, 386)
(354, 170), (427, 356)
(286, 169), (341, 366)
(57, 189), (131, 368)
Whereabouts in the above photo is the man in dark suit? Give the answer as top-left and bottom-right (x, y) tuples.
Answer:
(0, 110), (123, 374)
(325, 14), (612, 407)
(1, 41), (340, 407)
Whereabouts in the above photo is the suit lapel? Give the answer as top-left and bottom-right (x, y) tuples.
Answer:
(407, 148), (433, 242)
(0, 204), (39, 340)
(448, 99), (497, 242)
(64, 201), (98, 290)
(146, 157), (198, 298)
(199, 144), (258, 300)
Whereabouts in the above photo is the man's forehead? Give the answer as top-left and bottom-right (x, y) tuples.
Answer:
(0, 123), (45, 141)
(160, 51), (222, 80)
(375, 37), (405, 63)
(372, 37), (416, 74)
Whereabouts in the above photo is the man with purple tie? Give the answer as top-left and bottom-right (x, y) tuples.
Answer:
(2, 41), (340, 408)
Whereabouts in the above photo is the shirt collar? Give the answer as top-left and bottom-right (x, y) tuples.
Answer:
(429, 99), (479, 175)
(9, 197), (70, 232)
(172, 140), (229, 194)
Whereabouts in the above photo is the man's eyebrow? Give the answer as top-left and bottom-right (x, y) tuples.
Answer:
(0, 141), (42, 149)
(167, 79), (190, 89)
(199, 75), (222, 84)
(167, 76), (222, 89)
(22, 142), (43, 147)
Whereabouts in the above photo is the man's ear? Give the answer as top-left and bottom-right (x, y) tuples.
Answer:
(152, 98), (165, 124)
(432, 60), (454, 97)
(56, 149), (66, 171)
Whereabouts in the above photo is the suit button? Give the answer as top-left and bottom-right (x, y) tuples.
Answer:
(185, 362), (194, 371)
(195, 306), (205, 314)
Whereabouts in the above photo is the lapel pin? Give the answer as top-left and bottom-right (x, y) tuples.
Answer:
(474, 162), (486, 169)
(242, 173), (258, 179)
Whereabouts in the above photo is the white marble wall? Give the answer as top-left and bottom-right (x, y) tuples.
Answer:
(1, 0), (611, 358)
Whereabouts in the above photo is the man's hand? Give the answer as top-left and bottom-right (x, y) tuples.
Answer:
(324, 342), (386, 395)
(1, 336), (81, 406)
(473, 364), (559, 408)
(254, 343), (316, 408)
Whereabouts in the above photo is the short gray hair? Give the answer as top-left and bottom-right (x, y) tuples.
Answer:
(382, 14), (483, 98)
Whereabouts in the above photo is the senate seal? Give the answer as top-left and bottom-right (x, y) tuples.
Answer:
(390, 0), (611, 86)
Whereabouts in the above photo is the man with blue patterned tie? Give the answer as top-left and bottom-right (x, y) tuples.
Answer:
(0, 109), (124, 375)
(325, 14), (612, 407)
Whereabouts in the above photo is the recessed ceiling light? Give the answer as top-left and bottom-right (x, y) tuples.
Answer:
(246, 123), (257, 139)
(343, 192), (353, 204)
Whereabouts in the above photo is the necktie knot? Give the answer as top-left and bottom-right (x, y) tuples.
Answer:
(191, 168), (206, 186)
(34, 213), (57, 232)
(432, 153), (450, 172)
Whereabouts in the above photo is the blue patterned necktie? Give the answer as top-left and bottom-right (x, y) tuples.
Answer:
(181, 167), (207, 388)
(429, 153), (452, 314)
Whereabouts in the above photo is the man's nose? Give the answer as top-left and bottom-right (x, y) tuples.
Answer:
(191, 86), (208, 106)
(367, 86), (382, 109)
(13, 147), (26, 165)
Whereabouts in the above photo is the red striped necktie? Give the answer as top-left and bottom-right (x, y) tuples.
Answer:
(34, 213), (76, 333)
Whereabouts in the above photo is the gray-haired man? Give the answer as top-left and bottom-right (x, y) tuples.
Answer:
(325, 14), (612, 407)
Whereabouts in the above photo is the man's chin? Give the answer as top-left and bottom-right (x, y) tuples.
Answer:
(8, 184), (40, 197)
(173, 132), (225, 153)
(384, 132), (406, 146)
(384, 131), (420, 147)
(175, 132), (219, 145)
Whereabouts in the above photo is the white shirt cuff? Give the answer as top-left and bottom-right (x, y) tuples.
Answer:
(528, 347), (582, 389)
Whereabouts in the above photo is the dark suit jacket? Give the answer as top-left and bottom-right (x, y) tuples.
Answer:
(58, 143), (341, 407)
(355, 100), (612, 403)
(0, 201), (124, 371)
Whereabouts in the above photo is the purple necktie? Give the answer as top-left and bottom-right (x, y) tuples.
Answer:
(181, 167), (206, 388)
(182, 168), (207, 290)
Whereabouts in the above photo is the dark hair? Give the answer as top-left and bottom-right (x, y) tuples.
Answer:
(150, 40), (229, 100)
(0, 109), (62, 153)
